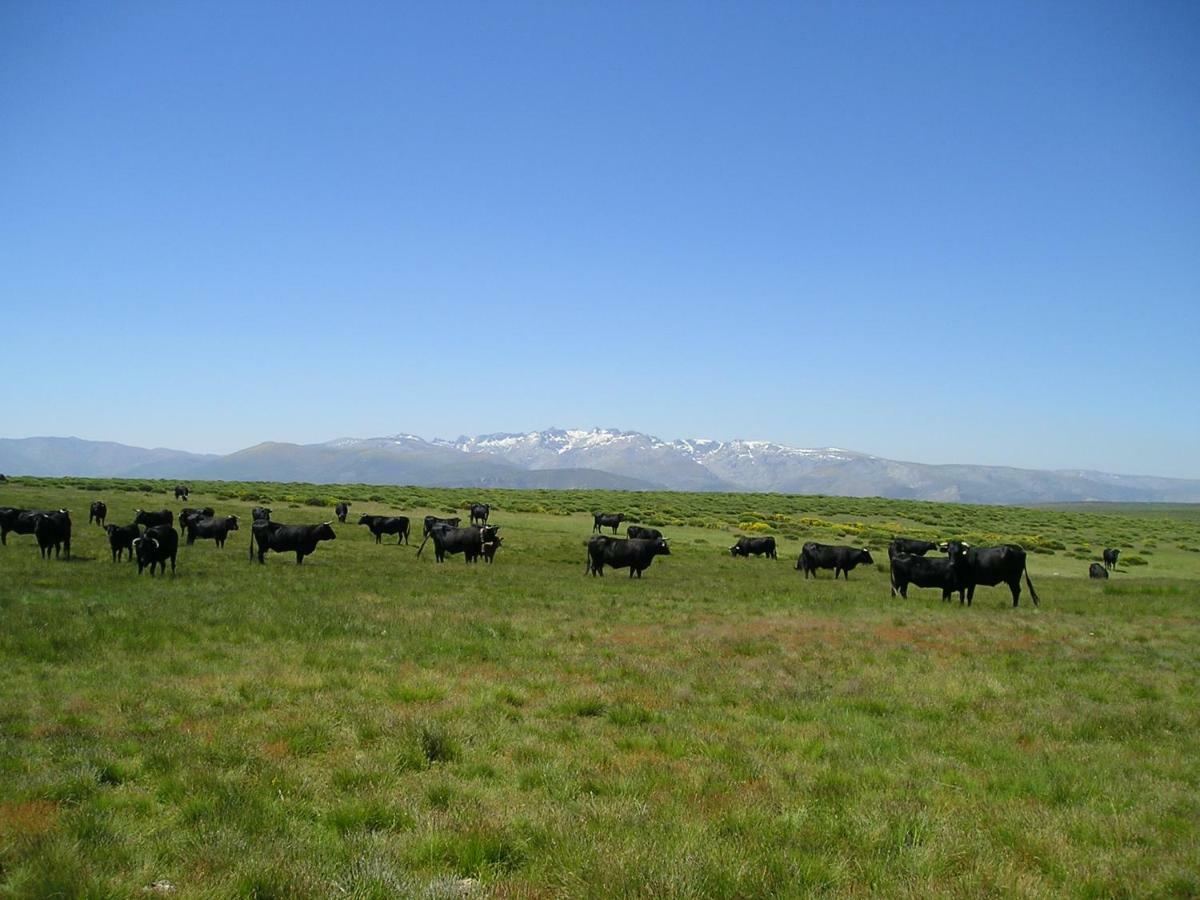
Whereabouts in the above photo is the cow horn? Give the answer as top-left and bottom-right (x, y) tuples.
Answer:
(960, 541), (971, 548)
(323, 521), (331, 526)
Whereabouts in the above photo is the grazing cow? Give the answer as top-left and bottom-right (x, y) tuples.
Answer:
(943, 540), (1040, 607)
(251, 506), (272, 522)
(586, 535), (670, 578)
(889, 553), (960, 600)
(34, 510), (72, 559)
(1103, 548), (1120, 570)
(423, 515), (461, 537)
(133, 525), (178, 575)
(335, 502), (351, 523)
(134, 508), (174, 528)
(730, 536), (777, 559)
(1089, 562), (1109, 579)
(174, 485), (190, 500)
(470, 503), (490, 525)
(627, 525), (663, 541)
(179, 507), (216, 533)
(89, 501), (107, 527)
(250, 520), (336, 564)
(357, 514), (411, 545)
(593, 513), (626, 534)
(417, 524), (501, 563)
(0, 508), (49, 545)
(887, 538), (938, 560)
(187, 515), (239, 548)
(105, 523), (140, 562)
(797, 542), (874, 580)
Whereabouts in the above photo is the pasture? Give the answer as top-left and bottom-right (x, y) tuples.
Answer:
(2, 478), (1199, 898)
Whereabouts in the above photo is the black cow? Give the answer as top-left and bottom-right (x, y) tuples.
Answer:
(179, 507), (216, 533)
(89, 501), (107, 527)
(134, 508), (174, 528)
(105, 523), (140, 562)
(0, 508), (49, 545)
(797, 542), (874, 580)
(1103, 548), (1120, 570)
(482, 533), (503, 563)
(593, 513), (626, 534)
(943, 540), (1040, 607)
(890, 553), (960, 600)
(187, 515), (239, 548)
(133, 525), (178, 575)
(423, 515), (461, 537)
(586, 535), (670, 577)
(174, 485), (189, 500)
(250, 520), (336, 564)
(335, 502), (351, 523)
(251, 506), (272, 522)
(730, 536), (777, 559)
(417, 524), (500, 563)
(358, 514), (411, 545)
(887, 538), (938, 560)
(470, 503), (490, 525)
(34, 510), (72, 559)
(627, 525), (663, 541)
(1089, 562), (1109, 579)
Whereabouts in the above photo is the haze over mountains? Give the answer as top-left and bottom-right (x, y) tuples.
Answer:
(2, 430), (1198, 505)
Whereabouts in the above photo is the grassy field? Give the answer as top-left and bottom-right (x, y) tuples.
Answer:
(2, 478), (1199, 898)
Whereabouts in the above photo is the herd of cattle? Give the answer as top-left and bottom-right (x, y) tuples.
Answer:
(0, 489), (1128, 606)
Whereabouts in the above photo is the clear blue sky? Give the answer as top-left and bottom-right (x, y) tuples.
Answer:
(2, 1), (1197, 477)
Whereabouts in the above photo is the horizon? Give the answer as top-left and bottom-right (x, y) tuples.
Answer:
(2, 3), (1197, 478)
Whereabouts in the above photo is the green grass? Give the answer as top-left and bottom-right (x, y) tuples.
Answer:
(2, 478), (1199, 897)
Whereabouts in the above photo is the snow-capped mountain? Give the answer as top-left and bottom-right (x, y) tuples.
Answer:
(4, 429), (1200, 503)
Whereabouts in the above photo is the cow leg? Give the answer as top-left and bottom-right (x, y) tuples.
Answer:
(1010, 580), (1020, 607)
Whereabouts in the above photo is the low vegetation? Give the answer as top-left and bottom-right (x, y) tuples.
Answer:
(2, 478), (1198, 896)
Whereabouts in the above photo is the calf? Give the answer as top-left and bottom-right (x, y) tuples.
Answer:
(358, 514), (411, 545)
(105, 523), (140, 562)
(730, 536), (777, 559)
(797, 542), (873, 580)
(250, 520), (336, 564)
(593, 513), (626, 534)
(89, 501), (107, 527)
(134, 525), (178, 575)
(187, 515), (239, 548)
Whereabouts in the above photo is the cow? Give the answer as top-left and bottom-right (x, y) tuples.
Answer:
(0, 508), (49, 545)
(134, 508), (174, 528)
(1089, 562), (1109, 579)
(417, 524), (500, 563)
(797, 542), (874, 580)
(943, 540), (1040, 607)
(887, 538), (938, 560)
(174, 485), (190, 500)
(179, 507), (216, 533)
(1103, 548), (1120, 570)
(586, 535), (670, 578)
(250, 520), (336, 564)
(88, 501), (107, 527)
(34, 510), (72, 559)
(889, 553), (960, 600)
(423, 515), (461, 537)
(251, 506), (272, 522)
(358, 514), (411, 545)
(335, 502), (351, 523)
(482, 533), (503, 563)
(133, 525), (178, 575)
(186, 515), (239, 548)
(730, 536), (777, 559)
(627, 525), (663, 541)
(470, 503), (490, 525)
(593, 513), (626, 534)
(0, 474), (6, 481)
(105, 523), (140, 562)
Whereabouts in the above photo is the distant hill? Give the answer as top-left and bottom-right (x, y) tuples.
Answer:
(2, 429), (1198, 504)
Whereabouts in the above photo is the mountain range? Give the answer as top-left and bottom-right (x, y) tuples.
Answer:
(2, 430), (1198, 504)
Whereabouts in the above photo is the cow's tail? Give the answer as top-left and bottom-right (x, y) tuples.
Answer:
(1024, 564), (1040, 607)
(417, 533), (430, 557)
